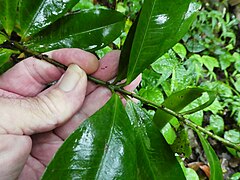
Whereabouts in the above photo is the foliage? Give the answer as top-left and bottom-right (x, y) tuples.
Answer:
(0, 0), (238, 179)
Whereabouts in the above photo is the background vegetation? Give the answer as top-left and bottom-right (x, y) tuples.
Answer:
(74, 0), (240, 179)
(0, 0), (239, 179)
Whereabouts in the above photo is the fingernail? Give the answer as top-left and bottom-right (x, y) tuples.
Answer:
(59, 64), (85, 92)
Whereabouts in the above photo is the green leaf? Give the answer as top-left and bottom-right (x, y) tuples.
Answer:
(124, 0), (199, 84)
(0, 48), (13, 67)
(115, 13), (139, 83)
(42, 94), (136, 179)
(0, 0), (19, 35)
(199, 55), (219, 72)
(230, 172), (240, 180)
(25, 9), (125, 52)
(153, 88), (216, 130)
(184, 168), (199, 180)
(224, 130), (240, 158)
(170, 126), (192, 157)
(18, 0), (79, 39)
(173, 43), (187, 60)
(126, 102), (186, 180)
(161, 123), (177, 145)
(208, 115), (224, 136)
(139, 87), (164, 104)
(0, 33), (8, 44)
(196, 130), (223, 180)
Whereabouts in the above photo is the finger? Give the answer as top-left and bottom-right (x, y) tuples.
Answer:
(0, 135), (32, 180)
(31, 132), (63, 166)
(0, 48), (99, 96)
(0, 65), (87, 135)
(54, 75), (141, 140)
(18, 155), (45, 180)
(54, 87), (112, 139)
(86, 50), (120, 94)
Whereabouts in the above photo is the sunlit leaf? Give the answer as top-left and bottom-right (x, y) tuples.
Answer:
(42, 94), (136, 179)
(208, 115), (224, 136)
(126, 101), (186, 179)
(120, 0), (199, 84)
(18, 0), (79, 39)
(25, 9), (125, 52)
(224, 130), (240, 158)
(0, 48), (13, 67)
(115, 13), (139, 83)
(153, 88), (216, 130)
(196, 130), (223, 180)
(0, 33), (8, 44)
(0, 0), (19, 35)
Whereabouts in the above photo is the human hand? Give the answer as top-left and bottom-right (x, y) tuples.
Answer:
(0, 49), (140, 179)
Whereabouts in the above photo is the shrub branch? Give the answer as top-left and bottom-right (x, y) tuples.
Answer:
(10, 41), (240, 152)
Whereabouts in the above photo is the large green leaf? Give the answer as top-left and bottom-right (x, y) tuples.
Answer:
(0, 0), (19, 35)
(119, 0), (200, 84)
(196, 130), (223, 180)
(126, 101), (186, 180)
(25, 9), (125, 52)
(114, 13), (139, 83)
(42, 94), (136, 179)
(18, 0), (79, 39)
(153, 88), (216, 130)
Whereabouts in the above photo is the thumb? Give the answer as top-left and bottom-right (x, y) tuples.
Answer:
(0, 64), (87, 135)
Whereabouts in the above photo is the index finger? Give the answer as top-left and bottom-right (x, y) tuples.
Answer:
(0, 48), (99, 97)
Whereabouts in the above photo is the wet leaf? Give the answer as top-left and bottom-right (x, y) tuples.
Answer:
(25, 9), (125, 52)
(0, 0), (18, 36)
(122, 0), (199, 84)
(115, 13), (139, 83)
(0, 33), (8, 44)
(224, 130), (240, 158)
(18, 0), (79, 39)
(173, 43), (187, 60)
(42, 94), (136, 179)
(208, 115), (224, 136)
(161, 123), (177, 145)
(0, 0), (19, 35)
(0, 49), (13, 67)
(153, 88), (216, 130)
(138, 87), (164, 104)
(196, 130), (223, 180)
(126, 101), (186, 179)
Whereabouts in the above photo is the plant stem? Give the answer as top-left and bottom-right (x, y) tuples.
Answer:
(10, 41), (240, 152)
(185, 120), (240, 151)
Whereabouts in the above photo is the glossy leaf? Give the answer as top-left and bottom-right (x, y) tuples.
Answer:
(224, 130), (240, 158)
(42, 94), (136, 179)
(0, 49), (13, 67)
(196, 130), (223, 180)
(18, 0), (79, 39)
(25, 9), (125, 52)
(115, 13), (139, 83)
(153, 88), (216, 130)
(119, 0), (199, 84)
(126, 101), (186, 180)
(0, 0), (19, 35)
(0, 33), (8, 44)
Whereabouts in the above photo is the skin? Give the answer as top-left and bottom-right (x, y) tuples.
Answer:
(0, 48), (141, 179)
